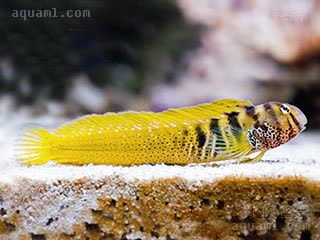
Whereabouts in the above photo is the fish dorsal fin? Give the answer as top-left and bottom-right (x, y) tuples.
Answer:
(54, 99), (253, 136)
(160, 99), (253, 123)
(54, 111), (155, 135)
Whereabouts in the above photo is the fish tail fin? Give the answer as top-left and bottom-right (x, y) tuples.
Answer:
(15, 127), (55, 165)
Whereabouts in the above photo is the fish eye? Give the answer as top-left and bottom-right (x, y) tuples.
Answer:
(280, 104), (290, 114)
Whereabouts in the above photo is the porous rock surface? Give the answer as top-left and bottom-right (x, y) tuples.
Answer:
(1, 173), (319, 240)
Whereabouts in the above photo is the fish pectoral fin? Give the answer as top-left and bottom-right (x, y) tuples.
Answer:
(218, 143), (252, 160)
(238, 151), (266, 164)
(214, 124), (252, 160)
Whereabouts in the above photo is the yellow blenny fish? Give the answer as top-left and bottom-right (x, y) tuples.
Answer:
(15, 99), (307, 166)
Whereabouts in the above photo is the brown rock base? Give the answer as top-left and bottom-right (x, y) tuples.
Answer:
(0, 175), (319, 240)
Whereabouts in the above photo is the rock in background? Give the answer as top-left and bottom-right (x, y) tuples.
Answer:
(152, 0), (320, 128)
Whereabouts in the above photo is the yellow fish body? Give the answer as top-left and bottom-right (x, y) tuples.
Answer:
(16, 99), (307, 165)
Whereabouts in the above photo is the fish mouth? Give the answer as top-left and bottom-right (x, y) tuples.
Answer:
(293, 106), (308, 130)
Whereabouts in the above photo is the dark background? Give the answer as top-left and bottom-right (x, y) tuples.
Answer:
(0, 0), (319, 128)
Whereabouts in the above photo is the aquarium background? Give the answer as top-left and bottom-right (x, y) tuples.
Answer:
(0, 0), (319, 129)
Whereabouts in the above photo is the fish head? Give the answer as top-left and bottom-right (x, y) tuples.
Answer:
(247, 102), (307, 150)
